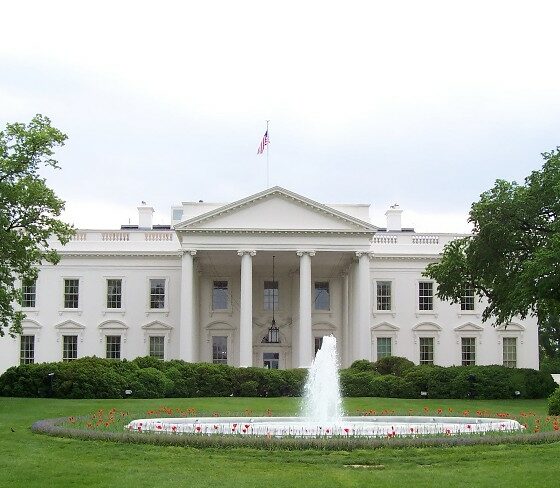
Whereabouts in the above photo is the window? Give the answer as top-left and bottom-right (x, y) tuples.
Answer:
(149, 279), (166, 309)
(172, 209), (183, 221)
(149, 336), (165, 360)
(314, 337), (323, 356)
(263, 352), (279, 369)
(377, 337), (392, 359)
(64, 279), (79, 309)
(503, 337), (517, 368)
(419, 337), (434, 365)
(22, 279), (36, 308)
(212, 281), (229, 310)
(314, 282), (330, 310)
(461, 337), (476, 366)
(106, 335), (121, 359)
(212, 336), (228, 364)
(376, 281), (392, 311)
(418, 282), (433, 311)
(106, 279), (122, 309)
(264, 281), (278, 310)
(63, 335), (78, 361)
(460, 284), (475, 311)
(20, 335), (35, 364)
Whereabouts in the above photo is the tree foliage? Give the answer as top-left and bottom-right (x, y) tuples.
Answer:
(424, 148), (560, 326)
(0, 115), (74, 336)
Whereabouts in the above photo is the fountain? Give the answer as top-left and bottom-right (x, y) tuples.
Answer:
(126, 335), (523, 437)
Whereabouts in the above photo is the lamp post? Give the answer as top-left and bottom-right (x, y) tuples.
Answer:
(266, 255), (280, 344)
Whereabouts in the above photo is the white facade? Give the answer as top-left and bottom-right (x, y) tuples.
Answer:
(0, 187), (539, 373)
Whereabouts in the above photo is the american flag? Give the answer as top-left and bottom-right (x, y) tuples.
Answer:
(257, 130), (269, 155)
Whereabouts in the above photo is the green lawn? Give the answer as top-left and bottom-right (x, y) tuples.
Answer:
(1, 397), (559, 488)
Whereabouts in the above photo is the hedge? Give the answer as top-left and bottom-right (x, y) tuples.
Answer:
(0, 356), (556, 399)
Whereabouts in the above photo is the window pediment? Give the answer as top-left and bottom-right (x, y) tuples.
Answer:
(454, 322), (484, 333)
(371, 321), (400, 332)
(412, 322), (442, 332)
(98, 320), (128, 330)
(141, 320), (173, 331)
(55, 320), (85, 330)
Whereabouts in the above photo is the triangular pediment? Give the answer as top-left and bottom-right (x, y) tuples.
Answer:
(371, 322), (400, 332)
(175, 187), (376, 234)
(55, 320), (85, 330)
(454, 322), (484, 332)
(496, 322), (525, 332)
(142, 320), (173, 331)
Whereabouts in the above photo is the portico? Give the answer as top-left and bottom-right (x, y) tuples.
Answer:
(174, 187), (376, 368)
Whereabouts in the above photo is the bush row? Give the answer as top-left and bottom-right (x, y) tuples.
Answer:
(0, 356), (556, 399)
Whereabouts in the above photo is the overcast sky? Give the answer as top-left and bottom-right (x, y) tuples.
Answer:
(2, 0), (559, 233)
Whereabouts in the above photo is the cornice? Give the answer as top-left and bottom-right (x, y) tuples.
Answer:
(58, 251), (182, 258)
(176, 228), (374, 236)
(372, 254), (441, 261)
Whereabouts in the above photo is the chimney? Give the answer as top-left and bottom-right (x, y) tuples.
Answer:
(385, 204), (402, 232)
(138, 204), (154, 229)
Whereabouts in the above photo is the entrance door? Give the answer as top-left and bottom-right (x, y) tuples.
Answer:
(263, 352), (279, 369)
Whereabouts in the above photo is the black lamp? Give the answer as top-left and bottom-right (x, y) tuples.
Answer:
(266, 255), (280, 343)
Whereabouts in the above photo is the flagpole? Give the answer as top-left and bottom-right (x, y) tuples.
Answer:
(266, 120), (270, 188)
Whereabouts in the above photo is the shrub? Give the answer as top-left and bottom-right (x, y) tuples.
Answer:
(239, 380), (259, 397)
(369, 375), (414, 398)
(548, 386), (560, 415)
(349, 360), (376, 371)
(340, 371), (377, 396)
(373, 356), (415, 376)
(540, 357), (560, 375)
(127, 367), (173, 398)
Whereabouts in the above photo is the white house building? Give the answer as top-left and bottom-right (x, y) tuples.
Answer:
(0, 186), (538, 374)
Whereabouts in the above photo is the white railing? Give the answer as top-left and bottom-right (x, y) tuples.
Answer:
(101, 232), (130, 242)
(145, 232), (173, 241)
(71, 232), (87, 241)
(412, 235), (439, 245)
(373, 235), (398, 244)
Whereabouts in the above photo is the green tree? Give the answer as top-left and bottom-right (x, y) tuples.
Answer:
(0, 115), (74, 337)
(424, 148), (560, 327)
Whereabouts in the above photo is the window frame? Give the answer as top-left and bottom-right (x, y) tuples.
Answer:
(263, 279), (279, 312)
(105, 277), (124, 311)
(211, 279), (230, 312)
(62, 277), (81, 311)
(461, 336), (476, 366)
(417, 281), (435, 312)
(62, 334), (78, 361)
(502, 336), (517, 368)
(212, 335), (228, 364)
(20, 335), (35, 365)
(148, 335), (166, 360)
(376, 336), (393, 360)
(147, 277), (169, 312)
(460, 284), (476, 312)
(419, 336), (435, 365)
(105, 335), (122, 360)
(313, 281), (331, 311)
(375, 280), (393, 312)
(21, 278), (37, 309)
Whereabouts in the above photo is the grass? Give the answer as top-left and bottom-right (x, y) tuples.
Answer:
(1, 397), (560, 487)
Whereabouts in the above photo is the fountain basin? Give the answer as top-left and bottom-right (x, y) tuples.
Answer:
(126, 415), (524, 438)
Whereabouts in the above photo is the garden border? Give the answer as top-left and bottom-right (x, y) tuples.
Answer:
(31, 416), (560, 451)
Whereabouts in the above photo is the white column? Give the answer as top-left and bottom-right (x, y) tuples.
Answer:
(341, 271), (349, 367)
(238, 250), (256, 367)
(179, 250), (196, 362)
(297, 250), (315, 368)
(356, 251), (373, 360)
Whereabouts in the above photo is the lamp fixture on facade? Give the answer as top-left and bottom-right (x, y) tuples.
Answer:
(265, 255), (280, 344)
